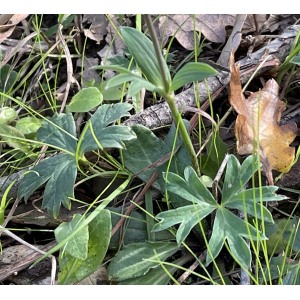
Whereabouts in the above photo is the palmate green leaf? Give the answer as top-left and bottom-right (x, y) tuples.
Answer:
(123, 124), (164, 188)
(170, 62), (218, 91)
(153, 155), (286, 267)
(55, 214), (89, 260)
(107, 241), (179, 281)
(18, 154), (77, 218)
(79, 103), (136, 154)
(226, 186), (286, 222)
(152, 167), (218, 244)
(121, 27), (171, 91)
(222, 154), (259, 204)
(164, 166), (217, 206)
(42, 156), (77, 217)
(18, 113), (78, 218)
(206, 208), (267, 267)
(18, 104), (135, 218)
(58, 210), (111, 285)
(37, 113), (77, 153)
(152, 203), (215, 244)
(67, 87), (103, 112)
(123, 122), (193, 207)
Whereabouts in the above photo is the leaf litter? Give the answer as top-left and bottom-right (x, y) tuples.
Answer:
(1, 14), (300, 285)
(229, 50), (298, 185)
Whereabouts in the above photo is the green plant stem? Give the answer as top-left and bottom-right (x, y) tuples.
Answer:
(164, 92), (201, 176)
(144, 14), (201, 176)
(144, 14), (170, 92)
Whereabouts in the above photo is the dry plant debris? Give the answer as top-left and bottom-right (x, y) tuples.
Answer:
(0, 14), (28, 43)
(149, 14), (254, 50)
(229, 51), (298, 184)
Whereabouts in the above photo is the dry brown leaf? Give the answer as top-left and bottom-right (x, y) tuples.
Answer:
(229, 51), (298, 185)
(76, 56), (100, 86)
(0, 14), (28, 44)
(146, 14), (253, 50)
(83, 14), (108, 44)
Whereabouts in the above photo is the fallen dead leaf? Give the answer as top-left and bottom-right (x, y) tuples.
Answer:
(147, 14), (253, 50)
(0, 14), (29, 44)
(105, 14), (126, 53)
(229, 51), (298, 185)
(83, 14), (108, 44)
(77, 56), (100, 86)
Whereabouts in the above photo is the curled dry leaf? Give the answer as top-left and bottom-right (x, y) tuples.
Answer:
(229, 51), (298, 185)
(0, 14), (29, 44)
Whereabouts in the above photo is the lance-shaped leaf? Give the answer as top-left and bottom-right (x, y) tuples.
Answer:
(105, 73), (162, 95)
(107, 241), (179, 281)
(119, 255), (190, 285)
(79, 103), (136, 154)
(121, 26), (171, 91)
(170, 62), (218, 91)
(229, 51), (298, 184)
(127, 79), (160, 98)
(93, 65), (132, 74)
